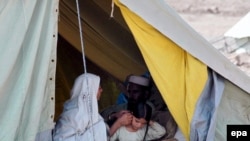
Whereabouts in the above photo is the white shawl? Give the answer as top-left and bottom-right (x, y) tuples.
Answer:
(53, 73), (107, 141)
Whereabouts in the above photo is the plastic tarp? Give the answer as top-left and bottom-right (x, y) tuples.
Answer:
(0, 0), (59, 140)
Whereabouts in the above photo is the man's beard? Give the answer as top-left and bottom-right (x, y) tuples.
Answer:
(127, 100), (137, 112)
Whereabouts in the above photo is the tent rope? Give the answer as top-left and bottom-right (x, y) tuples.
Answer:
(75, 0), (87, 74)
(75, 0), (95, 140)
(110, 0), (115, 17)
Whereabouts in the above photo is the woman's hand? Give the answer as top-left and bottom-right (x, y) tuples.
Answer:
(109, 111), (133, 136)
(113, 110), (130, 118)
(117, 112), (132, 126)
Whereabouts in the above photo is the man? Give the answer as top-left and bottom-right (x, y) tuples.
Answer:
(100, 75), (151, 126)
(101, 74), (178, 140)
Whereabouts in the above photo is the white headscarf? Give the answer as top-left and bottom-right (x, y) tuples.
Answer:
(53, 73), (107, 141)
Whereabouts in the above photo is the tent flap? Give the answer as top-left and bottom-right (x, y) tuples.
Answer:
(0, 0), (59, 140)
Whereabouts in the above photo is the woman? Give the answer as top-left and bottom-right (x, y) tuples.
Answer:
(53, 73), (107, 141)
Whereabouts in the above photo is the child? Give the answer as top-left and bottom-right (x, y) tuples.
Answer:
(110, 102), (166, 141)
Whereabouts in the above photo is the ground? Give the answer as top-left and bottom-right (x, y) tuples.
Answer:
(165, 0), (250, 39)
(165, 0), (250, 76)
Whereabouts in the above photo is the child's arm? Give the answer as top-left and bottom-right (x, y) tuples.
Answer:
(146, 121), (166, 140)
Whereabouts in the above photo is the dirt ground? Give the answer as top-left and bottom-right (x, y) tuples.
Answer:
(165, 0), (250, 39)
(165, 0), (250, 76)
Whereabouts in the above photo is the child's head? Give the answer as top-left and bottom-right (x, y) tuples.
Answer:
(131, 102), (152, 130)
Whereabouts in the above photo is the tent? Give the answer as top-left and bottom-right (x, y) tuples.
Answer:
(1, 0), (250, 141)
(224, 11), (250, 53)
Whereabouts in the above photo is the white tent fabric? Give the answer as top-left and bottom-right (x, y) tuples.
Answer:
(224, 12), (250, 54)
(0, 0), (59, 140)
(224, 12), (250, 38)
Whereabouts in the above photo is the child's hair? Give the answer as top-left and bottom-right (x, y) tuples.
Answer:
(133, 102), (152, 122)
(132, 102), (152, 141)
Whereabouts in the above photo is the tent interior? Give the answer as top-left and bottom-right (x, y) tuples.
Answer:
(56, 0), (149, 120)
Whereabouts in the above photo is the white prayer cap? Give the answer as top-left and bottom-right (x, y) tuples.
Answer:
(128, 75), (150, 86)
